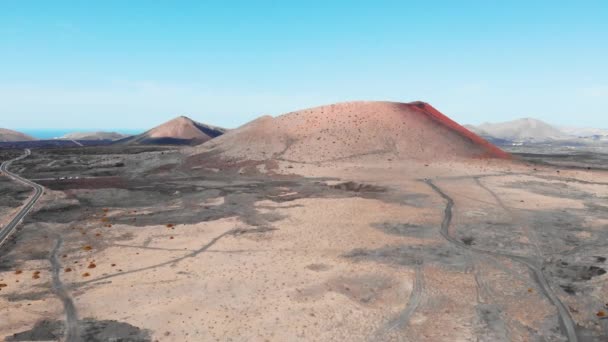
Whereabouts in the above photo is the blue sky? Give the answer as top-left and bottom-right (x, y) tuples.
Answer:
(1, 1), (607, 130)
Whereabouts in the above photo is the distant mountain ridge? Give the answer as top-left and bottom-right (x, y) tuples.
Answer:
(559, 126), (608, 138)
(61, 131), (131, 141)
(467, 118), (608, 145)
(477, 118), (568, 142)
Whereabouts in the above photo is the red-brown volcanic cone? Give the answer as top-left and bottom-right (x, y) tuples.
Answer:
(405, 102), (511, 159)
(195, 101), (510, 163)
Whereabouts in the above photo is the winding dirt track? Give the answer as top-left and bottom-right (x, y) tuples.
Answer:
(371, 264), (424, 341)
(424, 179), (579, 342)
(50, 236), (80, 342)
(473, 177), (544, 257)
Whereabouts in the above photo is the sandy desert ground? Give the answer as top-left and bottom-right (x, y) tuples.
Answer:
(0, 145), (606, 342)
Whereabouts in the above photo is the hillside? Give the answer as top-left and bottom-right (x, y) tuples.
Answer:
(117, 116), (225, 145)
(193, 101), (509, 163)
(0, 128), (36, 142)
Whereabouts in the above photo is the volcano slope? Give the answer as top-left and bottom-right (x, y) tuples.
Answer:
(2, 102), (607, 341)
(193, 101), (509, 164)
(118, 116), (225, 145)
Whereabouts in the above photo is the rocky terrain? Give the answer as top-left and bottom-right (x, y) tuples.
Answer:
(0, 102), (607, 341)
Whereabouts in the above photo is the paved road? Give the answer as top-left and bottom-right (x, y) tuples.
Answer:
(0, 149), (44, 248)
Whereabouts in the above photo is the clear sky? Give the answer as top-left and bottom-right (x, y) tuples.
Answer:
(1, 1), (607, 130)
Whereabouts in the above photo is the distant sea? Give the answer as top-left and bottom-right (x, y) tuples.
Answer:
(20, 129), (143, 140)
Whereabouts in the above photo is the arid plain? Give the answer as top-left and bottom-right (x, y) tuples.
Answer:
(1, 102), (607, 341)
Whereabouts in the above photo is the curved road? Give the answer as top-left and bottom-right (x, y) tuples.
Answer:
(424, 179), (579, 342)
(0, 149), (44, 248)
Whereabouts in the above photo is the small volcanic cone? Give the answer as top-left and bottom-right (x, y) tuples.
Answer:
(117, 116), (225, 146)
(192, 101), (510, 163)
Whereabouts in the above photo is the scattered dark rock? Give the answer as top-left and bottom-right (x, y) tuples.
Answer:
(461, 236), (475, 246)
(305, 263), (331, 272)
(372, 222), (435, 238)
(6, 319), (151, 342)
(560, 284), (577, 295)
(345, 244), (467, 270)
(6, 320), (63, 341)
(330, 181), (386, 193)
(545, 262), (606, 282)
